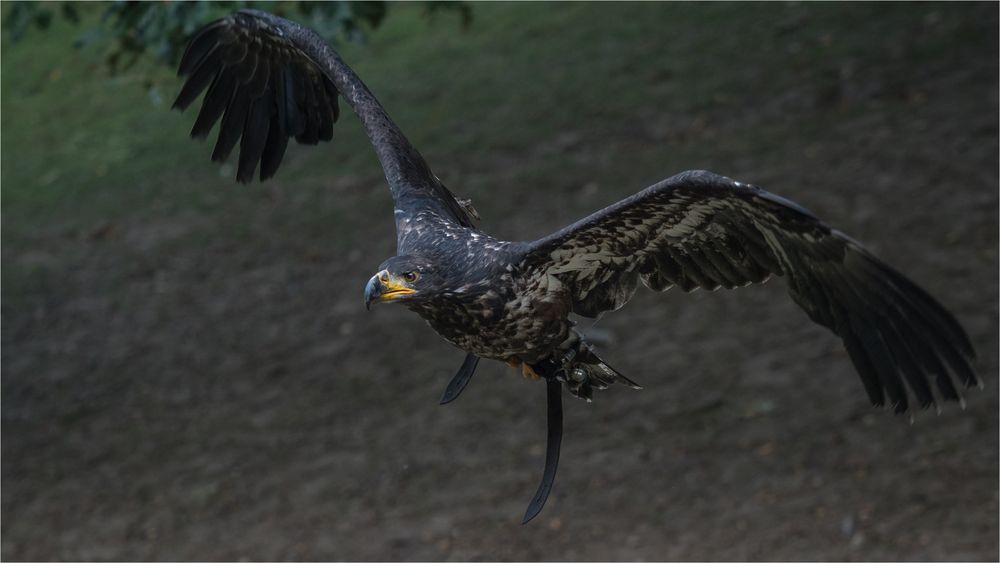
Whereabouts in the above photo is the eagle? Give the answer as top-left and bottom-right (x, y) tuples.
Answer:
(173, 10), (979, 523)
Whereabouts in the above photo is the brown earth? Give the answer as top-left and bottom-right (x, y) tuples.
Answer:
(2, 4), (998, 561)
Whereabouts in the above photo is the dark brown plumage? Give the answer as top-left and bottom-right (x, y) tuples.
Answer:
(174, 10), (979, 523)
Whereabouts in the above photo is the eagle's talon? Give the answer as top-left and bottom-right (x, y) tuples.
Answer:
(521, 363), (542, 380)
(569, 381), (592, 402)
(558, 348), (578, 369)
(505, 356), (542, 380)
(172, 8), (979, 527)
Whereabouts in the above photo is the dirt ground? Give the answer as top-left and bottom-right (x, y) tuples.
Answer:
(2, 4), (998, 561)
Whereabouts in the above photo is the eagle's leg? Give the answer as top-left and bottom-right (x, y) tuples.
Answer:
(506, 356), (542, 380)
(521, 363), (542, 380)
(552, 335), (643, 402)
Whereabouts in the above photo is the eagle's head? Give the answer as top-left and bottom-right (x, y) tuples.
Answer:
(364, 255), (444, 310)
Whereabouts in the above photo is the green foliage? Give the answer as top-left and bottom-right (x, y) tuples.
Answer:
(2, 1), (992, 233)
(3, 1), (470, 75)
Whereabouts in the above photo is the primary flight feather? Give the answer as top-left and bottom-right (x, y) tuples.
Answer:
(173, 10), (979, 521)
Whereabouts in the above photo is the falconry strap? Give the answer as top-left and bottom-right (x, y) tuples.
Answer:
(439, 354), (564, 524)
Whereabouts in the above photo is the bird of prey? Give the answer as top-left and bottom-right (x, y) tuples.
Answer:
(174, 10), (979, 523)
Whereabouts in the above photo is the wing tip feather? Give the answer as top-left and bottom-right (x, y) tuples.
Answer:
(175, 11), (340, 184)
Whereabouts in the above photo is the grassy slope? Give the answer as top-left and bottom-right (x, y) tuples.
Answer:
(3, 2), (991, 289)
(1, 3), (985, 214)
(2, 2), (997, 560)
(3, 1), (994, 310)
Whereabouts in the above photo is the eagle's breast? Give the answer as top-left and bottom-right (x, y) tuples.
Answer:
(409, 240), (574, 362)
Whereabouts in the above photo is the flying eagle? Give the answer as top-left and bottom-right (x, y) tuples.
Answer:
(174, 10), (979, 523)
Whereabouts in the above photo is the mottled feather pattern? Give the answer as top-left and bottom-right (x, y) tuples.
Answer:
(175, 13), (977, 415)
(522, 170), (977, 412)
(172, 10), (983, 527)
(404, 246), (574, 362)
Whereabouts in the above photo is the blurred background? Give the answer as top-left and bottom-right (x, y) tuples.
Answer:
(2, 2), (997, 560)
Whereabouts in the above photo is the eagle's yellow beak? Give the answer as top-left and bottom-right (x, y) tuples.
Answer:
(364, 270), (416, 310)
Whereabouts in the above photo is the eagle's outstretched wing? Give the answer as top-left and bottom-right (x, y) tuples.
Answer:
(173, 10), (478, 246)
(521, 170), (977, 412)
(173, 11), (339, 183)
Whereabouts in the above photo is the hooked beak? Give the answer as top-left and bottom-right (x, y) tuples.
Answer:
(364, 270), (416, 310)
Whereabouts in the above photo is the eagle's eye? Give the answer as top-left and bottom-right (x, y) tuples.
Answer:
(403, 271), (419, 283)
